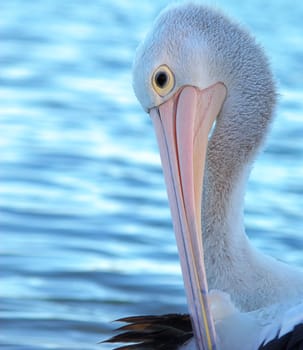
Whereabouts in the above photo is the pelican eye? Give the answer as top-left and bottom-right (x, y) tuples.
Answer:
(152, 65), (175, 97)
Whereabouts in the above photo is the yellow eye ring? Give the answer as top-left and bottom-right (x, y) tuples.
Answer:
(151, 65), (175, 97)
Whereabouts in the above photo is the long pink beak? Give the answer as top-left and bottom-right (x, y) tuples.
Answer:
(150, 83), (227, 350)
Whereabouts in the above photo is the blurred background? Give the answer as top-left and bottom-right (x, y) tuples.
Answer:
(1, 0), (302, 349)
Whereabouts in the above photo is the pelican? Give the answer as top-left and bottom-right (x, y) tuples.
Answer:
(106, 3), (303, 349)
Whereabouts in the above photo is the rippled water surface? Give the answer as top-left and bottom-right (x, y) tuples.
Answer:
(1, 0), (303, 349)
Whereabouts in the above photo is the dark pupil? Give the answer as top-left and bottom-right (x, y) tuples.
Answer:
(155, 71), (168, 88)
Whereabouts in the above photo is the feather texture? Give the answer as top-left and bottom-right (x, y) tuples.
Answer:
(104, 309), (303, 350)
(259, 324), (303, 350)
(104, 314), (193, 350)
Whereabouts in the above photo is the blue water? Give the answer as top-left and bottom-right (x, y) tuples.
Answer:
(1, 1), (302, 349)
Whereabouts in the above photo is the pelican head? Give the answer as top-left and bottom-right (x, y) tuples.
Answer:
(132, 3), (276, 350)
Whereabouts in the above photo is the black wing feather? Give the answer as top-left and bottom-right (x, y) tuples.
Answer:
(259, 323), (303, 350)
(103, 313), (193, 350)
